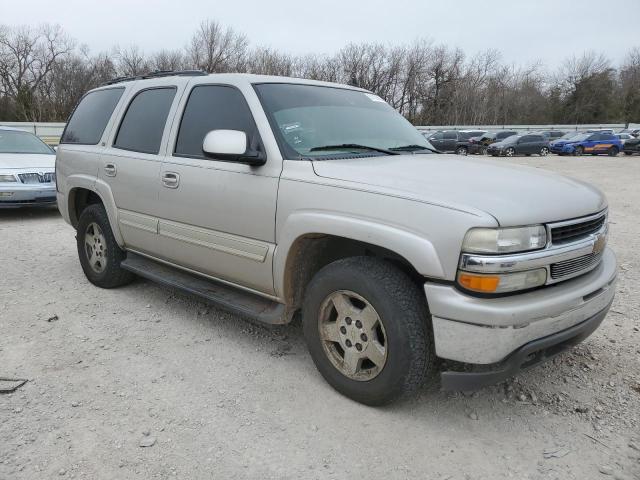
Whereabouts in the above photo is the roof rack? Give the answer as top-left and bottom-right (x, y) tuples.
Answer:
(100, 69), (208, 86)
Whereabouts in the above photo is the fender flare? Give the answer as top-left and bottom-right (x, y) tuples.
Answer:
(273, 211), (445, 299)
(66, 176), (125, 248)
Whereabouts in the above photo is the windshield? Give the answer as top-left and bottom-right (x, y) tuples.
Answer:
(501, 135), (520, 143)
(568, 133), (590, 142)
(0, 130), (54, 154)
(254, 83), (433, 159)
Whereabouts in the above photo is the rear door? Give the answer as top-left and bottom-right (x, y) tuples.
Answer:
(99, 81), (184, 256)
(428, 132), (445, 150)
(442, 131), (458, 151)
(157, 83), (279, 295)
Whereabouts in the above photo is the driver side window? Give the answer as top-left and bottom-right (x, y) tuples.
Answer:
(174, 85), (260, 159)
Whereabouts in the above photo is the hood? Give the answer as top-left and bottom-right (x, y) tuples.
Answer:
(0, 153), (55, 170)
(311, 154), (606, 226)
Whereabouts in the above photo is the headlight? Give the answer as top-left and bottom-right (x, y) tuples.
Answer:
(462, 225), (547, 254)
(0, 174), (17, 182)
(457, 268), (547, 294)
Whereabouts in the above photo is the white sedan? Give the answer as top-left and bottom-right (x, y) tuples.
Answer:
(0, 127), (57, 208)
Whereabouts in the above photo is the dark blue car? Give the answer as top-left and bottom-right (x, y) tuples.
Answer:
(550, 132), (623, 156)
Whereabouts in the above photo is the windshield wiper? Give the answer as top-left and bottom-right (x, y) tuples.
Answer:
(309, 143), (400, 155)
(389, 144), (441, 154)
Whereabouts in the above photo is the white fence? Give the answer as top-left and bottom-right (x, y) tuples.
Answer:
(416, 123), (638, 132)
(0, 122), (66, 145)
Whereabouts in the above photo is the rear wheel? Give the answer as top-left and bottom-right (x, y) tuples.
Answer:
(540, 147), (550, 156)
(302, 257), (435, 405)
(608, 146), (619, 157)
(481, 147), (488, 155)
(455, 146), (468, 155)
(76, 204), (134, 288)
(624, 151), (632, 156)
(574, 146), (584, 156)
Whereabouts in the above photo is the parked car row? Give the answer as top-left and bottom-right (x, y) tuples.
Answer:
(424, 128), (640, 157)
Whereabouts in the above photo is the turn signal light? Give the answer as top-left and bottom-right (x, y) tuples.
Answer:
(457, 273), (500, 292)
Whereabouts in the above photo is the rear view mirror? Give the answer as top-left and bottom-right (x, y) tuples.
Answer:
(202, 130), (266, 166)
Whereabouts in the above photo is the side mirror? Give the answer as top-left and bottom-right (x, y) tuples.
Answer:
(202, 129), (266, 166)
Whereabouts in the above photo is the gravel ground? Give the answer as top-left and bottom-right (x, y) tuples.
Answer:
(1, 155), (639, 480)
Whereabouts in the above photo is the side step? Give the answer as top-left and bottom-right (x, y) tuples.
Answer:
(121, 253), (288, 324)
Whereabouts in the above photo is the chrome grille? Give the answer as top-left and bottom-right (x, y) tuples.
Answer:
(550, 251), (603, 280)
(550, 213), (606, 245)
(18, 172), (54, 184)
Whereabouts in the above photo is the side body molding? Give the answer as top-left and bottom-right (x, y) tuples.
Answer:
(273, 211), (445, 299)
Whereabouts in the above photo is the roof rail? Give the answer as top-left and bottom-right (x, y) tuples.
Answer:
(100, 69), (208, 86)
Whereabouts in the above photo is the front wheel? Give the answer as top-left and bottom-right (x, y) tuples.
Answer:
(505, 147), (515, 157)
(302, 257), (435, 405)
(480, 147), (488, 155)
(574, 146), (584, 156)
(624, 151), (632, 156)
(608, 146), (619, 157)
(76, 204), (134, 288)
(540, 147), (550, 156)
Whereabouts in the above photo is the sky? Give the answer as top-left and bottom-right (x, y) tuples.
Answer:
(2, 0), (638, 68)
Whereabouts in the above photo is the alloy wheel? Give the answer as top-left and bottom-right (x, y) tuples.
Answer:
(318, 290), (388, 381)
(84, 222), (107, 273)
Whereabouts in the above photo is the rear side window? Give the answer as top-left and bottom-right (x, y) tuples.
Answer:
(175, 85), (258, 159)
(61, 88), (124, 145)
(114, 87), (176, 154)
(601, 134), (615, 141)
(443, 131), (457, 139)
(530, 135), (544, 142)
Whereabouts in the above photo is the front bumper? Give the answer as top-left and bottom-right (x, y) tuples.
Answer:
(426, 246), (616, 368)
(440, 301), (611, 391)
(0, 184), (57, 208)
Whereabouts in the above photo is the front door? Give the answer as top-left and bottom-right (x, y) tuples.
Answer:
(157, 84), (279, 296)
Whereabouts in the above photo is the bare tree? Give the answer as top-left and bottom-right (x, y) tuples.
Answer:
(186, 20), (248, 73)
(0, 24), (74, 120)
(113, 44), (149, 77)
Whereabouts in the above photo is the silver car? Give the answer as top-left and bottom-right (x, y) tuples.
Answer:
(0, 127), (57, 208)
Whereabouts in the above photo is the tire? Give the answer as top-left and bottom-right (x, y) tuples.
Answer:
(302, 257), (435, 406)
(540, 147), (550, 156)
(608, 146), (619, 157)
(76, 203), (134, 288)
(624, 152), (632, 156)
(455, 146), (468, 155)
(574, 146), (584, 156)
(505, 147), (515, 157)
(481, 147), (488, 155)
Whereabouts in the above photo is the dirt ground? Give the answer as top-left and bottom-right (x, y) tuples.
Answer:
(1, 155), (639, 480)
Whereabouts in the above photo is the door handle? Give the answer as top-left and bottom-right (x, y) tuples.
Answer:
(104, 163), (117, 177)
(162, 172), (180, 188)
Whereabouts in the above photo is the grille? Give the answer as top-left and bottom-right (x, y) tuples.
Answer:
(18, 172), (54, 184)
(550, 251), (603, 280)
(551, 214), (606, 244)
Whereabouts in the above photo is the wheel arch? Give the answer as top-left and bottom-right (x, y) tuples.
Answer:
(274, 212), (445, 312)
(66, 178), (124, 247)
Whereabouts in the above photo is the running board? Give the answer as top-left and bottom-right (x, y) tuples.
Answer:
(121, 253), (288, 324)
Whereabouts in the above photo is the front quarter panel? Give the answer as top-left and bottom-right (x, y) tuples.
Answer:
(273, 161), (497, 298)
